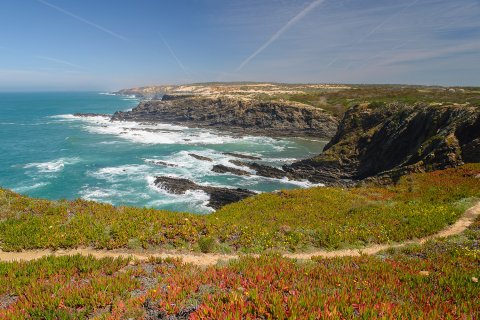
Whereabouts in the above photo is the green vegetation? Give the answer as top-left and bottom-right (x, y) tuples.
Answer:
(0, 163), (479, 318)
(262, 85), (480, 117)
(128, 83), (480, 117)
(1, 216), (479, 318)
(1, 164), (479, 253)
(198, 237), (216, 253)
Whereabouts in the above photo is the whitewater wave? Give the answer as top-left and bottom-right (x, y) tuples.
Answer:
(80, 187), (125, 204)
(48, 114), (79, 122)
(143, 150), (317, 189)
(13, 182), (49, 193)
(146, 176), (213, 213)
(88, 164), (151, 183)
(23, 157), (80, 173)
(76, 114), (235, 145)
(262, 157), (298, 163)
(51, 114), (290, 148)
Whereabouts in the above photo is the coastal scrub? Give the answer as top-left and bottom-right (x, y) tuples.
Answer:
(0, 164), (479, 253)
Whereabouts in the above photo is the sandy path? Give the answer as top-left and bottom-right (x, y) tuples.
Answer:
(1, 201), (479, 266)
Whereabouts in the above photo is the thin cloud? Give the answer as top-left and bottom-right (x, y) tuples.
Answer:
(328, 0), (421, 69)
(235, 0), (326, 72)
(351, 41), (412, 70)
(36, 55), (84, 69)
(36, 0), (127, 41)
(326, 57), (338, 67)
(358, 0), (421, 43)
(159, 33), (193, 80)
(380, 41), (480, 66)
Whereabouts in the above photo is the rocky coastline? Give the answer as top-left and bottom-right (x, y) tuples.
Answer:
(76, 92), (480, 208)
(283, 103), (480, 185)
(153, 176), (255, 210)
(110, 96), (339, 138)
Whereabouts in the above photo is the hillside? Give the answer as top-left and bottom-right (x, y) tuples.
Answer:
(110, 96), (339, 138)
(115, 83), (480, 118)
(284, 102), (480, 185)
(0, 165), (479, 318)
(1, 84), (480, 318)
(1, 164), (479, 253)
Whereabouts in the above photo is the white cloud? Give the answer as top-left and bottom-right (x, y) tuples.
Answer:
(235, 0), (327, 72)
(36, 0), (127, 41)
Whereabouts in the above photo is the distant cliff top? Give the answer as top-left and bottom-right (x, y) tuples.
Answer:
(115, 83), (480, 118)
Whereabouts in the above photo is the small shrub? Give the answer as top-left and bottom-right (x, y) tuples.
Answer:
(198, 237), (215, 253)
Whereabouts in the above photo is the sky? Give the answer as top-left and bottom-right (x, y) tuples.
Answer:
(0, 0), (479, 91)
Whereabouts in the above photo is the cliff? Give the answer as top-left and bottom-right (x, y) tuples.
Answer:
(115, 86), (176, 99)
(284, 103), (480, 184)
(111, 96), (339, 138)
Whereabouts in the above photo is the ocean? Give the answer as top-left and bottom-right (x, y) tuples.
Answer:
(0, 92), (326, 213)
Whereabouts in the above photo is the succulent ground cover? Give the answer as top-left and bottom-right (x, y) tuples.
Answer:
(1, 164), (479, 253)
(1, 214), (479, 319)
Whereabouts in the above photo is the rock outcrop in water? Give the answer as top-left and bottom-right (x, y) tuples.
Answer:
(78, 94), (480, 187)
(229, 160), (291, 179)
(74, 113), (111, 118)
(188, 154), (213, 162)
(222, 152), (261, 160)
(154, 176), (255, 210)
(283, 103), (480, 185)
(111, 97), (339, 138)
(212, 165), (251, 176)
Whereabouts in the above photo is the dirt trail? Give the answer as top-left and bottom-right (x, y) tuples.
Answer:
(1, 202), (479, 266)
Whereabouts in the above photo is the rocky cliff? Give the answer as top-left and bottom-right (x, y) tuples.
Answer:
(115, 86), (176, 99)
(284, 103), (480, 185)
(111, 96), (339, 138)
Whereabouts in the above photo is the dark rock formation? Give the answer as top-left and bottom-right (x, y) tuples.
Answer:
(212, 164), (251, 176)
(162, 94), (195, 101)
(155, 177), (198, 194)
(111, 97), (339, 138)
(284, 103), (480, 185)
(229, 160), (290, 179)
(189, 153), (213, 162)
(222, 152), (261, 160)
(154, 176), (255, 209)
(229, 160), (246, 167)
(114, 86), (174, 100)
(244, 162), (290, 179)
(145, 160), (178, 167)
(208, 188), (255, 211)
(73, 113), (111, 118)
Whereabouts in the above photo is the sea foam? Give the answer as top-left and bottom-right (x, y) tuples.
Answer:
(53, 114), (289, 147)
(23, 157), (80, 173)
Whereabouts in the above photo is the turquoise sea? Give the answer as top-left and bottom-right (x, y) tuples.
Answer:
(0, 92), (326, 213)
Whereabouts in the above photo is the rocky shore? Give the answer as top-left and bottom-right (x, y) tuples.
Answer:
(154, 176), (255, 210)
(76, 92), (480, 206)
(283, 103), (480, 185)
(110, 96), (339, 138)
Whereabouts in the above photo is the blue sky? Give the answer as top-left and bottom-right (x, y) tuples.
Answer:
(0, 0), (479, 91)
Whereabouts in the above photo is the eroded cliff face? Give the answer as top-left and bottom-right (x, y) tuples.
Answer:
(111, 97), (339, 138)
(284, 103), (480, 185)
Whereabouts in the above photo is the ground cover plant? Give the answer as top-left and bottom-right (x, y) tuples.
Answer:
(0, 164), (479, 253)
(1, 213), (479, 319)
